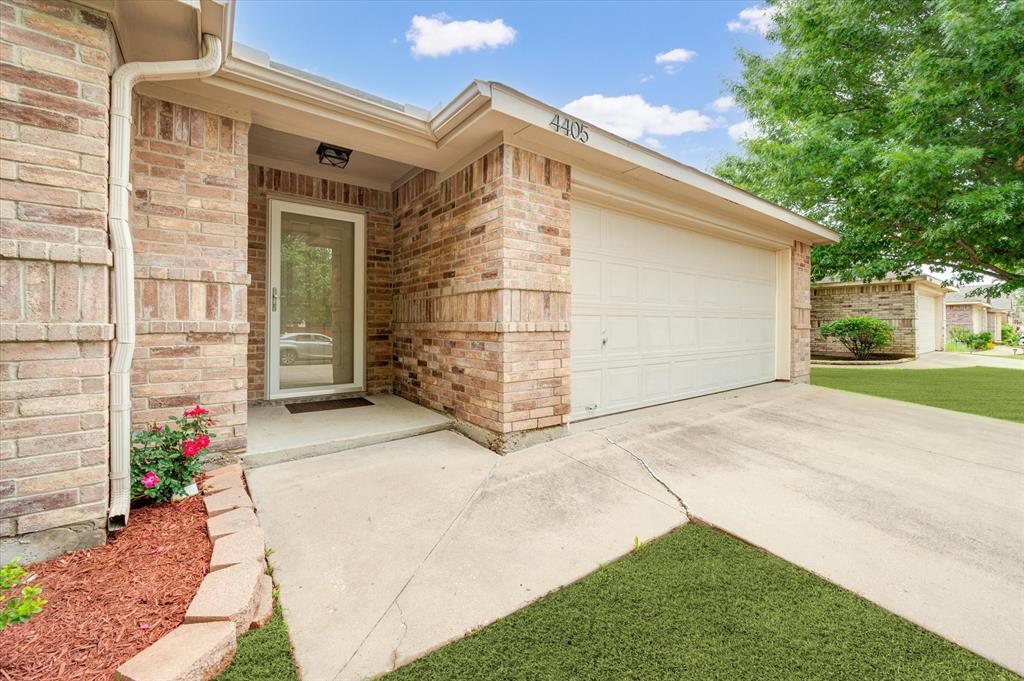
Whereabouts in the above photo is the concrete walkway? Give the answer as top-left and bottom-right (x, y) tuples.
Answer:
(246, 429), (684, 681)
(248, 383), (1024, 679)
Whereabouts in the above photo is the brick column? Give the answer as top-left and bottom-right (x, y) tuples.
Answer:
(0, 0), (113, 561)
(790, 241), (811, 381)
(392, 145), (570, 452)
(129, 95), (249, 451)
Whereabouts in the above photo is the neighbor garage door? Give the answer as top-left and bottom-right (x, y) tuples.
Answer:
(916, 292), (938, 355)
(571, 202), (777, 420)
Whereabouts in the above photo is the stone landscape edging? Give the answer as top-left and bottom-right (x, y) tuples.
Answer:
(114, 464), (273, 681)
(810, 357), (914, 365)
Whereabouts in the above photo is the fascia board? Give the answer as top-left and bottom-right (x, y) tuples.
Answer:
(485, 82), (839, 245)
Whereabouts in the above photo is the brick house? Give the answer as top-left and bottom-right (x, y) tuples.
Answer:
(945, 285), (1016, 343)
(810, 277), (951, 358)
(0, 0), (838, 561)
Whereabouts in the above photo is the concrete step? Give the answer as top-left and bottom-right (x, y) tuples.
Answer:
(243, 395), (451, 470)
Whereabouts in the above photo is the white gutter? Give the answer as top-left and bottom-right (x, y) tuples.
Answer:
(108, 34), (223, 530)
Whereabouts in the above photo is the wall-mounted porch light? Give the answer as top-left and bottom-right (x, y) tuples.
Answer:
(316, 142), (352, 168)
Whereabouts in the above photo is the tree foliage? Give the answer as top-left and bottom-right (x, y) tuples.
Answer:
(714, 0), (1024, 294)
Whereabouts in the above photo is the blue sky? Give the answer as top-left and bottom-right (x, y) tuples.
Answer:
(234, 1), (778, 172)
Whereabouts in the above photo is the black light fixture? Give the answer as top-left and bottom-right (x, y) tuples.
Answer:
(316, 142), (352, 168)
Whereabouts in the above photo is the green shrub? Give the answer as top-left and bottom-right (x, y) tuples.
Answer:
(949, 327), (973, 343)
(968, 331), (993, 351)
(1002, 323), (1020, 344)
(818, 316), (894, 360)
(131, 405), (214, 503)
(1, 558), (46, 631)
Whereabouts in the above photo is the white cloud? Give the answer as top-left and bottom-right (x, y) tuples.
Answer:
(655, 47), (696, 74)
(728, 119), (762, 141)
(640, 74), (655, 84)
(710, 96), (736, 112)
(727, 5), (780, 35)
(643, 137), (663, 149)
(406, 14), (516, 57)
(562, 94), (714, 140)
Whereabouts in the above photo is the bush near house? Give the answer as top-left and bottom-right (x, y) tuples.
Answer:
(130, 406), (215, 503)
(818, 316), (894, 360)
(1001, 323), (1020, 345)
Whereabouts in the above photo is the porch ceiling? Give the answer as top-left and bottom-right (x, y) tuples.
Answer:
(249, 125), (417, 192)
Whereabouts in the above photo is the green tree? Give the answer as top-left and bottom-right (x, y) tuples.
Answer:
(714, 0), (1024, 294)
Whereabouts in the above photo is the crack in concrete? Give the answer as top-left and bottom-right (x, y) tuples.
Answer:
(554, 448), (684, 516)
(390, 600), (409, 671)
(333, 458), (500, 681)
(594, 430), (693, 521)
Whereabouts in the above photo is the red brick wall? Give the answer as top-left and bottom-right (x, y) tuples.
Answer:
(129, 95), (249, 452)
(0, 0), (113, 560)
(246, 164), (393, 401)
(392, 145), (571, 449)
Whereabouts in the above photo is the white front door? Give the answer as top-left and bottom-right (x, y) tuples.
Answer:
(267, 199), (366, 399)
(571, 202), (777, 420)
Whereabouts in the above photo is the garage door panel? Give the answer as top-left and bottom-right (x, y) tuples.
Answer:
(606, 316), (639, 354)
(572, 204), (602, 250)
(571, 315), (603, 358)
(604, 263), (638, 303)
(605, 367), (640, 408)
(671, 316), (698, 349)
(572, 203), (777, 419)
(642, 363), (672, 400)
(572, 369), (602, 419)
(640, 269), (670, 304)
(670, 272), (697, 306)
(572, 258), (602, 302)
(640, 316), (671, 352)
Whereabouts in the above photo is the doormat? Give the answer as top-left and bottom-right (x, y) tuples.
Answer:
(285, 397), (373, 414)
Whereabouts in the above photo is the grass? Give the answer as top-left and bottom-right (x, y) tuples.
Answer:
(811, 366), (1024, 423)
(216, 597), (298, 681)
(382, 524), (1014, 681)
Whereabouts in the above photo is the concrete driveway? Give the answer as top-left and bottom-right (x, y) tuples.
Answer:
(247, 383), (1024, 679)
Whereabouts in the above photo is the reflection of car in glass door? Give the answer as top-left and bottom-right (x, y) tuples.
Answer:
(279, 333), (334, 365)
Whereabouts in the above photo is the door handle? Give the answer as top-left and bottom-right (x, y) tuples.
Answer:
(271, 287), (278, 312)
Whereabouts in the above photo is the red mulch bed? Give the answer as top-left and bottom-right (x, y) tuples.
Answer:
(0, 496), (212, 681)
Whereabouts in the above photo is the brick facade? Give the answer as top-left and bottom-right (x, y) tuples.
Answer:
(811, 282), (917, 356)
(0, 0), (113, 560)
(246, 164), (393, 401)
(945, 304), (981, 336)
(129, 95), (250, 452)
(392, 145), (571, 450)
(790, 241), (811, 381)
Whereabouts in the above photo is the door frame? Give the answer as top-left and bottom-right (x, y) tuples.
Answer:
(266, 198), (366, 400)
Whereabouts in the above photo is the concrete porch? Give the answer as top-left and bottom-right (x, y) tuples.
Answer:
(244, 395), (451, 468)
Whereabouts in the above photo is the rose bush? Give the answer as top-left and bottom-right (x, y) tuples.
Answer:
(130, 405), (214, 502)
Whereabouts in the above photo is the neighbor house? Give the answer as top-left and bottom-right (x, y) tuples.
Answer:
(945, 285), (1015, 343)
(0, 0), (838, 561)
(810, 277), (951, 358)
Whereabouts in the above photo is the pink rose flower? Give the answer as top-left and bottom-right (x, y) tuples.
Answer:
(141, 471), (160, 489)
(183, 405), (208, 418)
(182, 440), (201, 458)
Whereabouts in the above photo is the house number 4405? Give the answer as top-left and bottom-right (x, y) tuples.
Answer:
(550, 114), (589, 143)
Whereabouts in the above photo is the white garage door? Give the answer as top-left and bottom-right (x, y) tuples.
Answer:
(916, 293), (937, 355)
(571, 203), (777, 420)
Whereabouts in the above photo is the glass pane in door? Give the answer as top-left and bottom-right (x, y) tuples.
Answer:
(278, 211), (355, 390)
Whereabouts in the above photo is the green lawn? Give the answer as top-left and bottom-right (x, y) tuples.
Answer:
(217, 599), (298, 681)
(811, 366), (1024, 423)
(382, 524), (1013, 681)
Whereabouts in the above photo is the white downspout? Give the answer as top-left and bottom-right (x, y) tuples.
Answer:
(108, 35), (223, 530)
